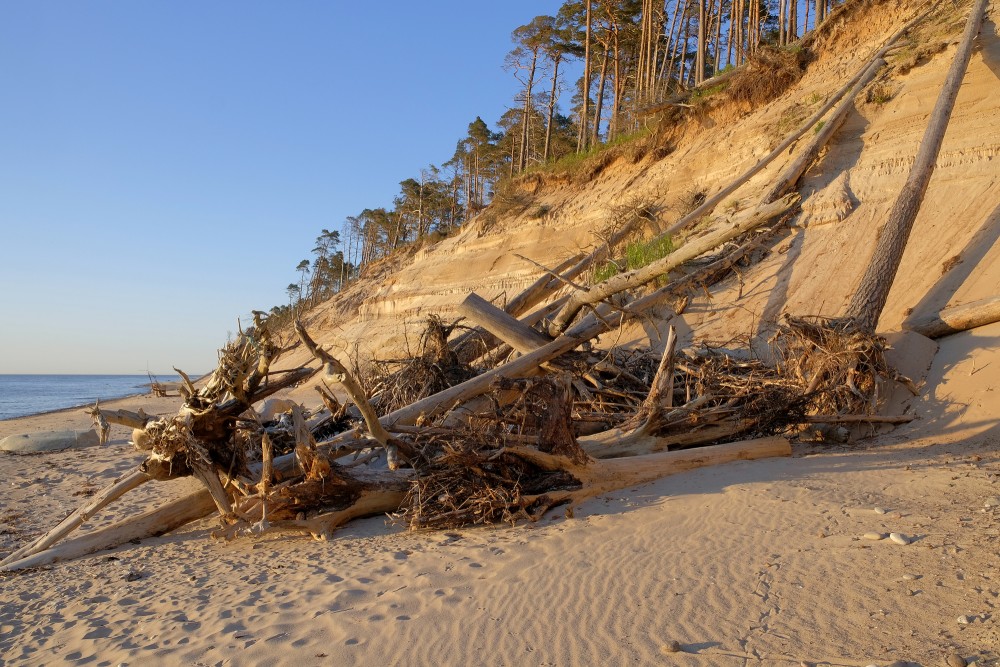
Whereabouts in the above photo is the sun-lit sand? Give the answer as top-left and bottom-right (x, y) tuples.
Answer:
(2, 0), (999, 664)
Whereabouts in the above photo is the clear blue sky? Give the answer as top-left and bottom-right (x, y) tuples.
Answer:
(0, 1), (567, 374)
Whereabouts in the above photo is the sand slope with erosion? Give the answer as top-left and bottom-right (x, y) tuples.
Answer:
(2, 0), (999, 664)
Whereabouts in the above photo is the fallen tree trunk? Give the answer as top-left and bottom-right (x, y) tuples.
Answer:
(1, 486), (217, 572)
(548, 193), (799, 335)
(503, 253), (586, 318)
(844, 0), (989, 332)
(92, 407), (157, 430)
(452, 214), (648, 357)
(0, 467), (150, 567)
(511, 436), (792, 503)
(903, 295), (1000, 338)
(458, 292), (553, 353)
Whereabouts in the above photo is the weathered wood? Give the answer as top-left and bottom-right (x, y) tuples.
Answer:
(0, 467), (150, 567)
(904, 296), (1000, 339)
(93, 407), (156, 429)
(549, 194), (799, 335)
(844, 0), (989, 332)
(458, 292), (553, 354)
(503, 253), (585, 317)
(1, 486), (217, 572)
(643, 326), (677, 414)
(511, 436), (792, 503)
(187, 441), (235, 520)
(295, 321), (398, 466)
(270, 486), (409, 541)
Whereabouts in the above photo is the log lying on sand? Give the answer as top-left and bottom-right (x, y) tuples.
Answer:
(0, 486), (217, 572)
(904, 296), (1000, 339)
(0, 436), (791, 572)
(502, 436), (791, 506)
(0, 468), (149, 567)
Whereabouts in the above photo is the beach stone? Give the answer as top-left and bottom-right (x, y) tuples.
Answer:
(889, 532), (910, 545)
(957, 615), (972, 624)
(902, 573), (920, 580)
(984, 497), (1000, 508)
(864, 532), (886, 540)
(874, 507), (888, 514)
(0, 429), (100, 454)
(662, 640), (682, 653)
(945, 653), (968, 667)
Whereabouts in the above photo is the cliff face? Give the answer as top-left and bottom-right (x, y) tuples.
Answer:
(285, 0), (1000, 430)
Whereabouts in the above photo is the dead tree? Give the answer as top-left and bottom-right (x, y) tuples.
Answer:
(844, 0), (989, 332)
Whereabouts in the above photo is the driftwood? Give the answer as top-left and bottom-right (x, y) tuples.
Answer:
(0, 486), (217, 571)
(91, 406), (156, 430)
(0, 468), (150, 567)
(452, 213), (649, 359)
(458, 292), (552, 354)
(844, 0), (989, 332)
(294, 321), (401, 467)
(505, 437), (791, 505)
(904, 296), (1000, 338)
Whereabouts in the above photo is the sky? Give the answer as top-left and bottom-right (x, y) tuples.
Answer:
(0, 1), (567, 375)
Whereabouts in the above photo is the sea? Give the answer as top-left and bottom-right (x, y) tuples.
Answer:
(0, 375), (182, 421)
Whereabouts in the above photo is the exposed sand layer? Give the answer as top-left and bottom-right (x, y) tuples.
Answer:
(3, 0), (1000, 665)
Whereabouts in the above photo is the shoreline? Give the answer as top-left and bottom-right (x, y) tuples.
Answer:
(0, 392), (151, 424)
(0, 375), (188, 424)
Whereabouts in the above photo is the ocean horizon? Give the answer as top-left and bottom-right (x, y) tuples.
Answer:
(0, 374), (183, 421)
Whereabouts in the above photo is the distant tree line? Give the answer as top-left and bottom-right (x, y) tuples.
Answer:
(270, 0), (838, 318)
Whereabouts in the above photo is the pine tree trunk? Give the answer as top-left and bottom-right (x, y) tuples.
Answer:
(592, 44), (609, 146)
(543, 55), (560, 161)
(518, 51), (538, 173)
(578, 0), (593, 153)
(696, 0), (707, 84)
(844, 0), (989, 332)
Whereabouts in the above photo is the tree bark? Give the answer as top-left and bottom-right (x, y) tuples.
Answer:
(844, 0), (988, 333)
(579, 0), (593, 153)
(543, 54), (561, 162)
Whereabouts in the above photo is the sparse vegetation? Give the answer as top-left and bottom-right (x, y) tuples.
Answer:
(593, 236), (675, 283)
(866, 82), (894, 105)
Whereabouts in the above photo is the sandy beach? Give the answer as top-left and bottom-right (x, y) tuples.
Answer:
(1, 323), (998, 666)
(3, 0), (1000, 664)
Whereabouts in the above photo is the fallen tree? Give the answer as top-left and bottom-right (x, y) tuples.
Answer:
(2, 3), (960, 575)
(904, 296), (1000, 338)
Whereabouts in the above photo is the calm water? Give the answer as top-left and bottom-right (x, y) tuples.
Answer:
(0, 375), (180, 421)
